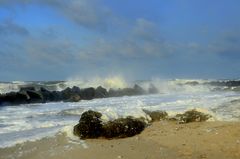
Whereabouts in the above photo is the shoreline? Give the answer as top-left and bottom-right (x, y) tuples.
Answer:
(1, 121), (240, 159)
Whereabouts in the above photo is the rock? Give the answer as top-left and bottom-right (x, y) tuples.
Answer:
(185, 81), (199, 86)
(51, 91), (63, 101)
(40, 87), (52, 102)
(0, 91), (29, 106)
(95, 86), (108, 98)
(80, 87), (95, 100)
(108, 85), (145, 97)
(72, 86), (81, 94)
(41, 90), (62, 102)
(16, 91), (30, 101)
(73, 110), (146, 139)
(73, 110), (103, 139)
(1, 83), (158, 106)
(143, 109), (168, 122)
(148, 84), (158, 94)
(133, 84), (146, 95)
(61, 87), (81, 102)
(103, 117), (146, 138)
(61, 87), (73, 100)
(25, 90), (43, 103)
(176, 109), (212, 123)
(67, 94), (81, 102)
(19, 86), (36, 92)
(108, 88), (121, 97)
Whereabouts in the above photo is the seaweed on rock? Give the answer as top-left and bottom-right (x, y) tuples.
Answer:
(176, 109), (212, 124)
(73, 110), (103, 139)
(143, 109), (168, 122)
(73, 110), (147, 139)
(103, 117), (146, 138)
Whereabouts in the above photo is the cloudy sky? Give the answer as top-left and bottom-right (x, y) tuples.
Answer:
(0, 0), (240, 81)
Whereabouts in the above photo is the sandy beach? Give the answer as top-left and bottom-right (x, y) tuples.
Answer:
(1, 121), (240, 159)
(1, 0), (240, 158)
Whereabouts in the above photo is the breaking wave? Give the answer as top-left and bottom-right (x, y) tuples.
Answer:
(1, 77), (240, 148)
(2, 77), (238, 94)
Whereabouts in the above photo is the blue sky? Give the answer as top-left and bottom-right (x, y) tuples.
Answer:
(0, 0), (240, 81)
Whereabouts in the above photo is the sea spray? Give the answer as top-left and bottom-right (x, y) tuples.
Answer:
(65, 76), (128, 90)
(1, 79), (240, 148)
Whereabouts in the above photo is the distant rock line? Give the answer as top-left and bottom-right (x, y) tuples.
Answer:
(184, 80), (240, 87)
(0, 84), (158, 106)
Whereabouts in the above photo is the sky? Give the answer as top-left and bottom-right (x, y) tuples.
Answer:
(0, 0), (240, 81)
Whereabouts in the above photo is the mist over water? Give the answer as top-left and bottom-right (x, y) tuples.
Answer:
(0, 76), (216, 94)
(65, 76), (129, 90)
(0, 77), (240, 148)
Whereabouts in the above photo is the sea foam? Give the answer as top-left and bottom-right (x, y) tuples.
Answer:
(0, 79), (240, 148)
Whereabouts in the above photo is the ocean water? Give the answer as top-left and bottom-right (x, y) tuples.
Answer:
(0, 78), (240, 148)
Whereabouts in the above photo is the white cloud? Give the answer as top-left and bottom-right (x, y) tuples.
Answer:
(0, 0), (111, 31)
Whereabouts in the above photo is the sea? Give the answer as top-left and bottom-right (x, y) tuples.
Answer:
(0, 78), (240, 148)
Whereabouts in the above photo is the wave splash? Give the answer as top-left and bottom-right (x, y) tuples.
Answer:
(1, 77), (240, 148)
(65, 76), (128, 90)
(2, 77), (237, 94)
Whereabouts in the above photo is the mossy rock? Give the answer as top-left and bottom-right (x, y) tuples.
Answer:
(143, 109), (168, 122)
(73, 110), (146, 139)
(176, 109), (212, 124)
(73, 110), (103, 139)
(103, 117), (146, 138)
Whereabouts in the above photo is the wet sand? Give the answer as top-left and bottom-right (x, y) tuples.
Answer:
(1, 121), (240, 159)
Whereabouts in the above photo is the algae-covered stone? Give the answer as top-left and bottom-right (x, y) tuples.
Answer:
(103, 117), (146, 138)
(73, 110), (103, 139)
(176, 109), (212, 124)
(73, 110), (146, 139)
(143, 109), (168, 122)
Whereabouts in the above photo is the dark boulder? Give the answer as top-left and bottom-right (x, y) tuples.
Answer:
(95, 86), (108, 98)
(80, 87), (95, 100)
(61, 87), (81, 102)
(61, 87), (73, 100)
(0, 91), (29, 106)
(40, 87), (52, 102)
(108, 88), (121, 97)
(51, 91), (62, 101)
(72, 86), (81, 94)
(16, 91), (30, 102)
(40, 87), (63, 102)
(73, 110), (103, 139)
(73, 110), (147, 139)
(25, 90), (43, 103)
(66, 94), (81, 102)
(103, 117), (146, 138)
(19, 86), (36, 92)
(143, 109), (168, 122)
(176, 109), (212, 124)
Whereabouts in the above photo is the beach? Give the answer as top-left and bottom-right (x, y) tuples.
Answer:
(1, 79), (240, 159)
(1, 121), (240, 159)
(1, 0), (240, 158)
